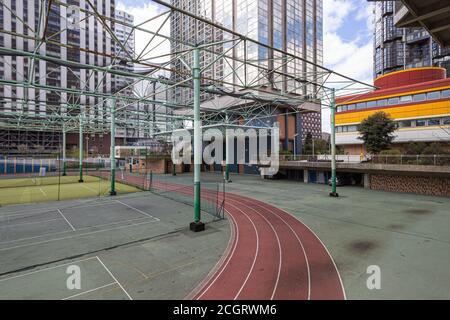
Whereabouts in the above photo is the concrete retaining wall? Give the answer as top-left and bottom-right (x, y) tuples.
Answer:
(369, 174), (450, 197)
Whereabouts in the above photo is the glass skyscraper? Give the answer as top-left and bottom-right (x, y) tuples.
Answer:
(373, 1), (450, 78)
(170, 0), (323, 141)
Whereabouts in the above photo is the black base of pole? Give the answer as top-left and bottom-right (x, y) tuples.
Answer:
(62, 173), (67, 176)
(190, 221), (205, 232)
(78, 179), (84, 183)
(329, 192), (339, 197)
(110, 191), (117, 196)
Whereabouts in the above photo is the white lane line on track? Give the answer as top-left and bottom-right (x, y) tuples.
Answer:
(245, 195), (345, 300)
(62, 282), (116, 300)
(57, 209), (76, 231)
(185, 208), (236, 300)
(288, 212), (347, 300)
(225, 197), (281, 300)
(228, 201), (260, 300)
(115, 200), (159, 221)
(96, 256), (132, 300)
(230, 196), (310, 300)
(195, 203), (240, 300)
(191, 189), (261, 301)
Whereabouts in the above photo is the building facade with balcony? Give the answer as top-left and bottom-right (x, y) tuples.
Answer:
(335, 67), (450, 155)
(373, 1), (450, 79)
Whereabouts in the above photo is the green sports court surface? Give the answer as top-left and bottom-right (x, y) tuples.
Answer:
(0, 175), (140, 206)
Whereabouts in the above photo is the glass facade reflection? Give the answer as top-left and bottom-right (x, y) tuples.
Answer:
(373, 0), (450, 79)
(170, 0), (323, 139)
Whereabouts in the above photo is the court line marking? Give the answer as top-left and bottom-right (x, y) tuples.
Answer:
(0, 219), (158, 251)
(39, 188), (47, 197)
(0, 217), (63, 229)
(96, 256), (132, 300)
(80, 184), (100, 194)
(57, 209), (76, 231)
(0, 216), (153, 246)
(0, 201), (121, 218)
(0, 256), (98, 282)
(62, 282), (117, 300)
(115, 200), (159, 221)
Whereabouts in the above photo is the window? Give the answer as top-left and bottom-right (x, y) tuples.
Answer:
(442, 89), (450, 98)
(415, 119), (426, 127)
(336, 126), (342, 133)
(347, 125), (357, 132)
(356, 102), (366, 109)
(399, 95), (412, 103)
(388, 97), (399, 105)
(443, 117), (450, 125)
(377, 99), (387, 107)
(427, 91), (440, 100)
(342, 126), (348, 132)
(398, 120), (411, 128)
(347, 104), (356, 111)
(341, 105), (348, 112)
(366, 100), (377, 108)
(413, 93), (426, 102)
(427, 118), (440, 126)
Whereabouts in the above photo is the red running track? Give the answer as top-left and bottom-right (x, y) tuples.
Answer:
(104, 172), (346, 300)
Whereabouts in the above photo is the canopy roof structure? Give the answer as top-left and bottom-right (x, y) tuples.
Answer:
(0, 0), (375, 136)
(394, 0), (450, 48)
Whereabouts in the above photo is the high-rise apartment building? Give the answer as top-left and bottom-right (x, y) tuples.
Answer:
(373, 0), (450, 79)
(170, 0), (323, 148)
(0, 1), (137, 153)
(113, 9), (135, 95)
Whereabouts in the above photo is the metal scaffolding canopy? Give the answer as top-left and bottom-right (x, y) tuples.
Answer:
(0, 0), (375, 136)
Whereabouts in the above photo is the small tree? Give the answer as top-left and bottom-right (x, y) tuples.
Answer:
(303, 132), (313, 155)
(313, 138), (329, 154)
(358, 111), (396, 154)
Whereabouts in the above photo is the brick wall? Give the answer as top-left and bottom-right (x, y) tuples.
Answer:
(370, 174), (450, 197)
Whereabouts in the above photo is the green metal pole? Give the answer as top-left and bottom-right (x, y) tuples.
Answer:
(191, 46), (204, 231)
(62, 122), (67, 176)
(110, 98), (117, 196)
(330, 88), (338, 197)
(225, 114), (230, 182)
(78, 114), (84, 182)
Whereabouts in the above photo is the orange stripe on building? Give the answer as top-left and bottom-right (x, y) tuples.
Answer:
(336, 100), (450, 125)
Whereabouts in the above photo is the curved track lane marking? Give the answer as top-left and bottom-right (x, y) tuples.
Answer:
(114, 175), (345, 300)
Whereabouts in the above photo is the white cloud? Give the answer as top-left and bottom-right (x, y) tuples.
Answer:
(323, 0), (354, 31)
(117, 1), (171, 64)
(117, 1), (172, 97)
(322, 0), (374, 133)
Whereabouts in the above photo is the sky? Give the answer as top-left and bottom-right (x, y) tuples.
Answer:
(117, 0), (375, 133)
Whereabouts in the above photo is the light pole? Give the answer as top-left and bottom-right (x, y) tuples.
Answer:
(293, 133), (299, 159)
(190, 46), (205, 232)
(330, 88), (338, 197)
(78, 114), (84, 183)
(110, 97), (117, 196)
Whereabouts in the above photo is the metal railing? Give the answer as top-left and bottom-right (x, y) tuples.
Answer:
(369, 155), (450, 166)
(280, 154), (450, 166)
